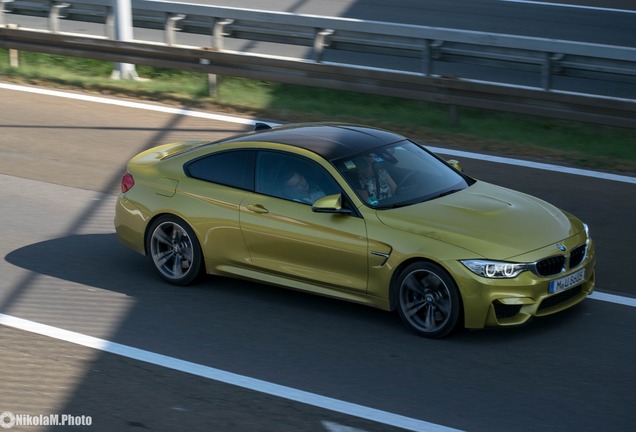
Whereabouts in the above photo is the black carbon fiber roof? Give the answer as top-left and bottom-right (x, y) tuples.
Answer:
(224, 123), (406, 161)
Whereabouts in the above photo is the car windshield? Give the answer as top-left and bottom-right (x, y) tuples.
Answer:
(333, 140), (473, 209)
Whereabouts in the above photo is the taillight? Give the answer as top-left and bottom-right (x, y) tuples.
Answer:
(121, 173), (135, 193)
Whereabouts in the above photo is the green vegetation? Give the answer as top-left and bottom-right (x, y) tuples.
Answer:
(2, 49), (635, 174)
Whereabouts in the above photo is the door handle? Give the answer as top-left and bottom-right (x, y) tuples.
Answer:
(246, 204), (269, 214)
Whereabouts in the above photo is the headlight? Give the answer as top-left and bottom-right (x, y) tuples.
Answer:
(461, 260), (529, 279)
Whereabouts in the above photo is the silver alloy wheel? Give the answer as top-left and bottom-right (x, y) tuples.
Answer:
(150, 221), (195, 281)
(398, 268), (454, 336)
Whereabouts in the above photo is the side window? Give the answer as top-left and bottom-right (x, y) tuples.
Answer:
(185, 150), (255, 190)
(256, 152), (340, 204)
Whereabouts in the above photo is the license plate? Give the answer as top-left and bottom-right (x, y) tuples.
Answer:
(549, 268), (585, 294)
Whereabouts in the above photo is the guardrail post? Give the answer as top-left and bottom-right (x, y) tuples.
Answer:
(541, 52), (552, 91)
(541, 53), (566, 91)
(1, 0), (18, 67)
(111, 0), (138, 80)
(7, 23), (19, 67)
(448, 104), (460, 127)
(422, 40), (431, 76)
(313, 29), (334, 62)
(208, 18), (234, 98)
(105, 6), (114, 39)
(165, 13), (186, 47)
(212, 18), (234, 51)
(49, 2), (70, 34)
(207, 71), (221, 98)
(0, 0), (14, 27)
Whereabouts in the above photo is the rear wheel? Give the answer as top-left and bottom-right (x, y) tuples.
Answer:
(395, 262), (461, 338)
(147, 215), (203, 286)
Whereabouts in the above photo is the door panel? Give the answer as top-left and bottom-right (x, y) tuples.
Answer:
(240, 194), (368, 292)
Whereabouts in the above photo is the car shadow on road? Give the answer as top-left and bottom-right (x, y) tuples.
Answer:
(3, 233), (406, 343)
(4, 232), (591, 348)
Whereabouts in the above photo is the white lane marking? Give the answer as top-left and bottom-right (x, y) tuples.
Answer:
(322, 420), (370, 432)
(0, 313), (461, 432)
(427, 146), (636, 184)
(590, 291), (636, 308)
(498, 0), (636, 13)
(0, 82), (258, 125)
(1, 82), (634, 185)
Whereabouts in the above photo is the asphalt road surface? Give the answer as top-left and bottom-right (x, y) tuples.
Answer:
(0, 83), (635, 432)
(191, 0), (636, 46)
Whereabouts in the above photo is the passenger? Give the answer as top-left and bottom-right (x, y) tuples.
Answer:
(281, 169), (325, 204)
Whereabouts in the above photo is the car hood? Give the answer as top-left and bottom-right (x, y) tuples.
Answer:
(376, 181), (580, 259)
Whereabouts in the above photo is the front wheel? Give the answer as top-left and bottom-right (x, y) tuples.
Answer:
(395, 262), (461, 338)
(147, 215), (203, 286)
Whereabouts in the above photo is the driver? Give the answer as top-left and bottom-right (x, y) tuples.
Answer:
(355, 154), (396, 205)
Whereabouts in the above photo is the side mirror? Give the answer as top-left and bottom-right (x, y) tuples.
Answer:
(312, 194), (352, 214)
(447, 159), (463, 172)
(254, 122), (272, 131)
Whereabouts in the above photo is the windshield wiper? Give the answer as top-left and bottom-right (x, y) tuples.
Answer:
(374, 203), (405, 210)
(374, 188), (464, 209)
(375, 199), (423, 209)
(435, 188), (464, 199)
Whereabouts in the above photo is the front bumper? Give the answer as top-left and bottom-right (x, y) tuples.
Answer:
(449, 239), (596, 329)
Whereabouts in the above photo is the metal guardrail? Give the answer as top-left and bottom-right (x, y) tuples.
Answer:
(1, 27), (634, 129)
(1, 0), (636, 128)
(4, 0), (636, 83)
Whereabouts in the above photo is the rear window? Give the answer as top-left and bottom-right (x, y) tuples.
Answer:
(185, 150), (255, 190)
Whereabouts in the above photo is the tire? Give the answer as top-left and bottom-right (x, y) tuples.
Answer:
(395, 262), (461, 338)
(147, 215), (203, 286)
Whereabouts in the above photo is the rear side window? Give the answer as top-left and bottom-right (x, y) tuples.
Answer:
(255, 151), (342, 204)
(185, 150), (255, 190)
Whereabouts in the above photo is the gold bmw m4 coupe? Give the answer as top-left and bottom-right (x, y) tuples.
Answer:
(115, 123), (595, 338)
